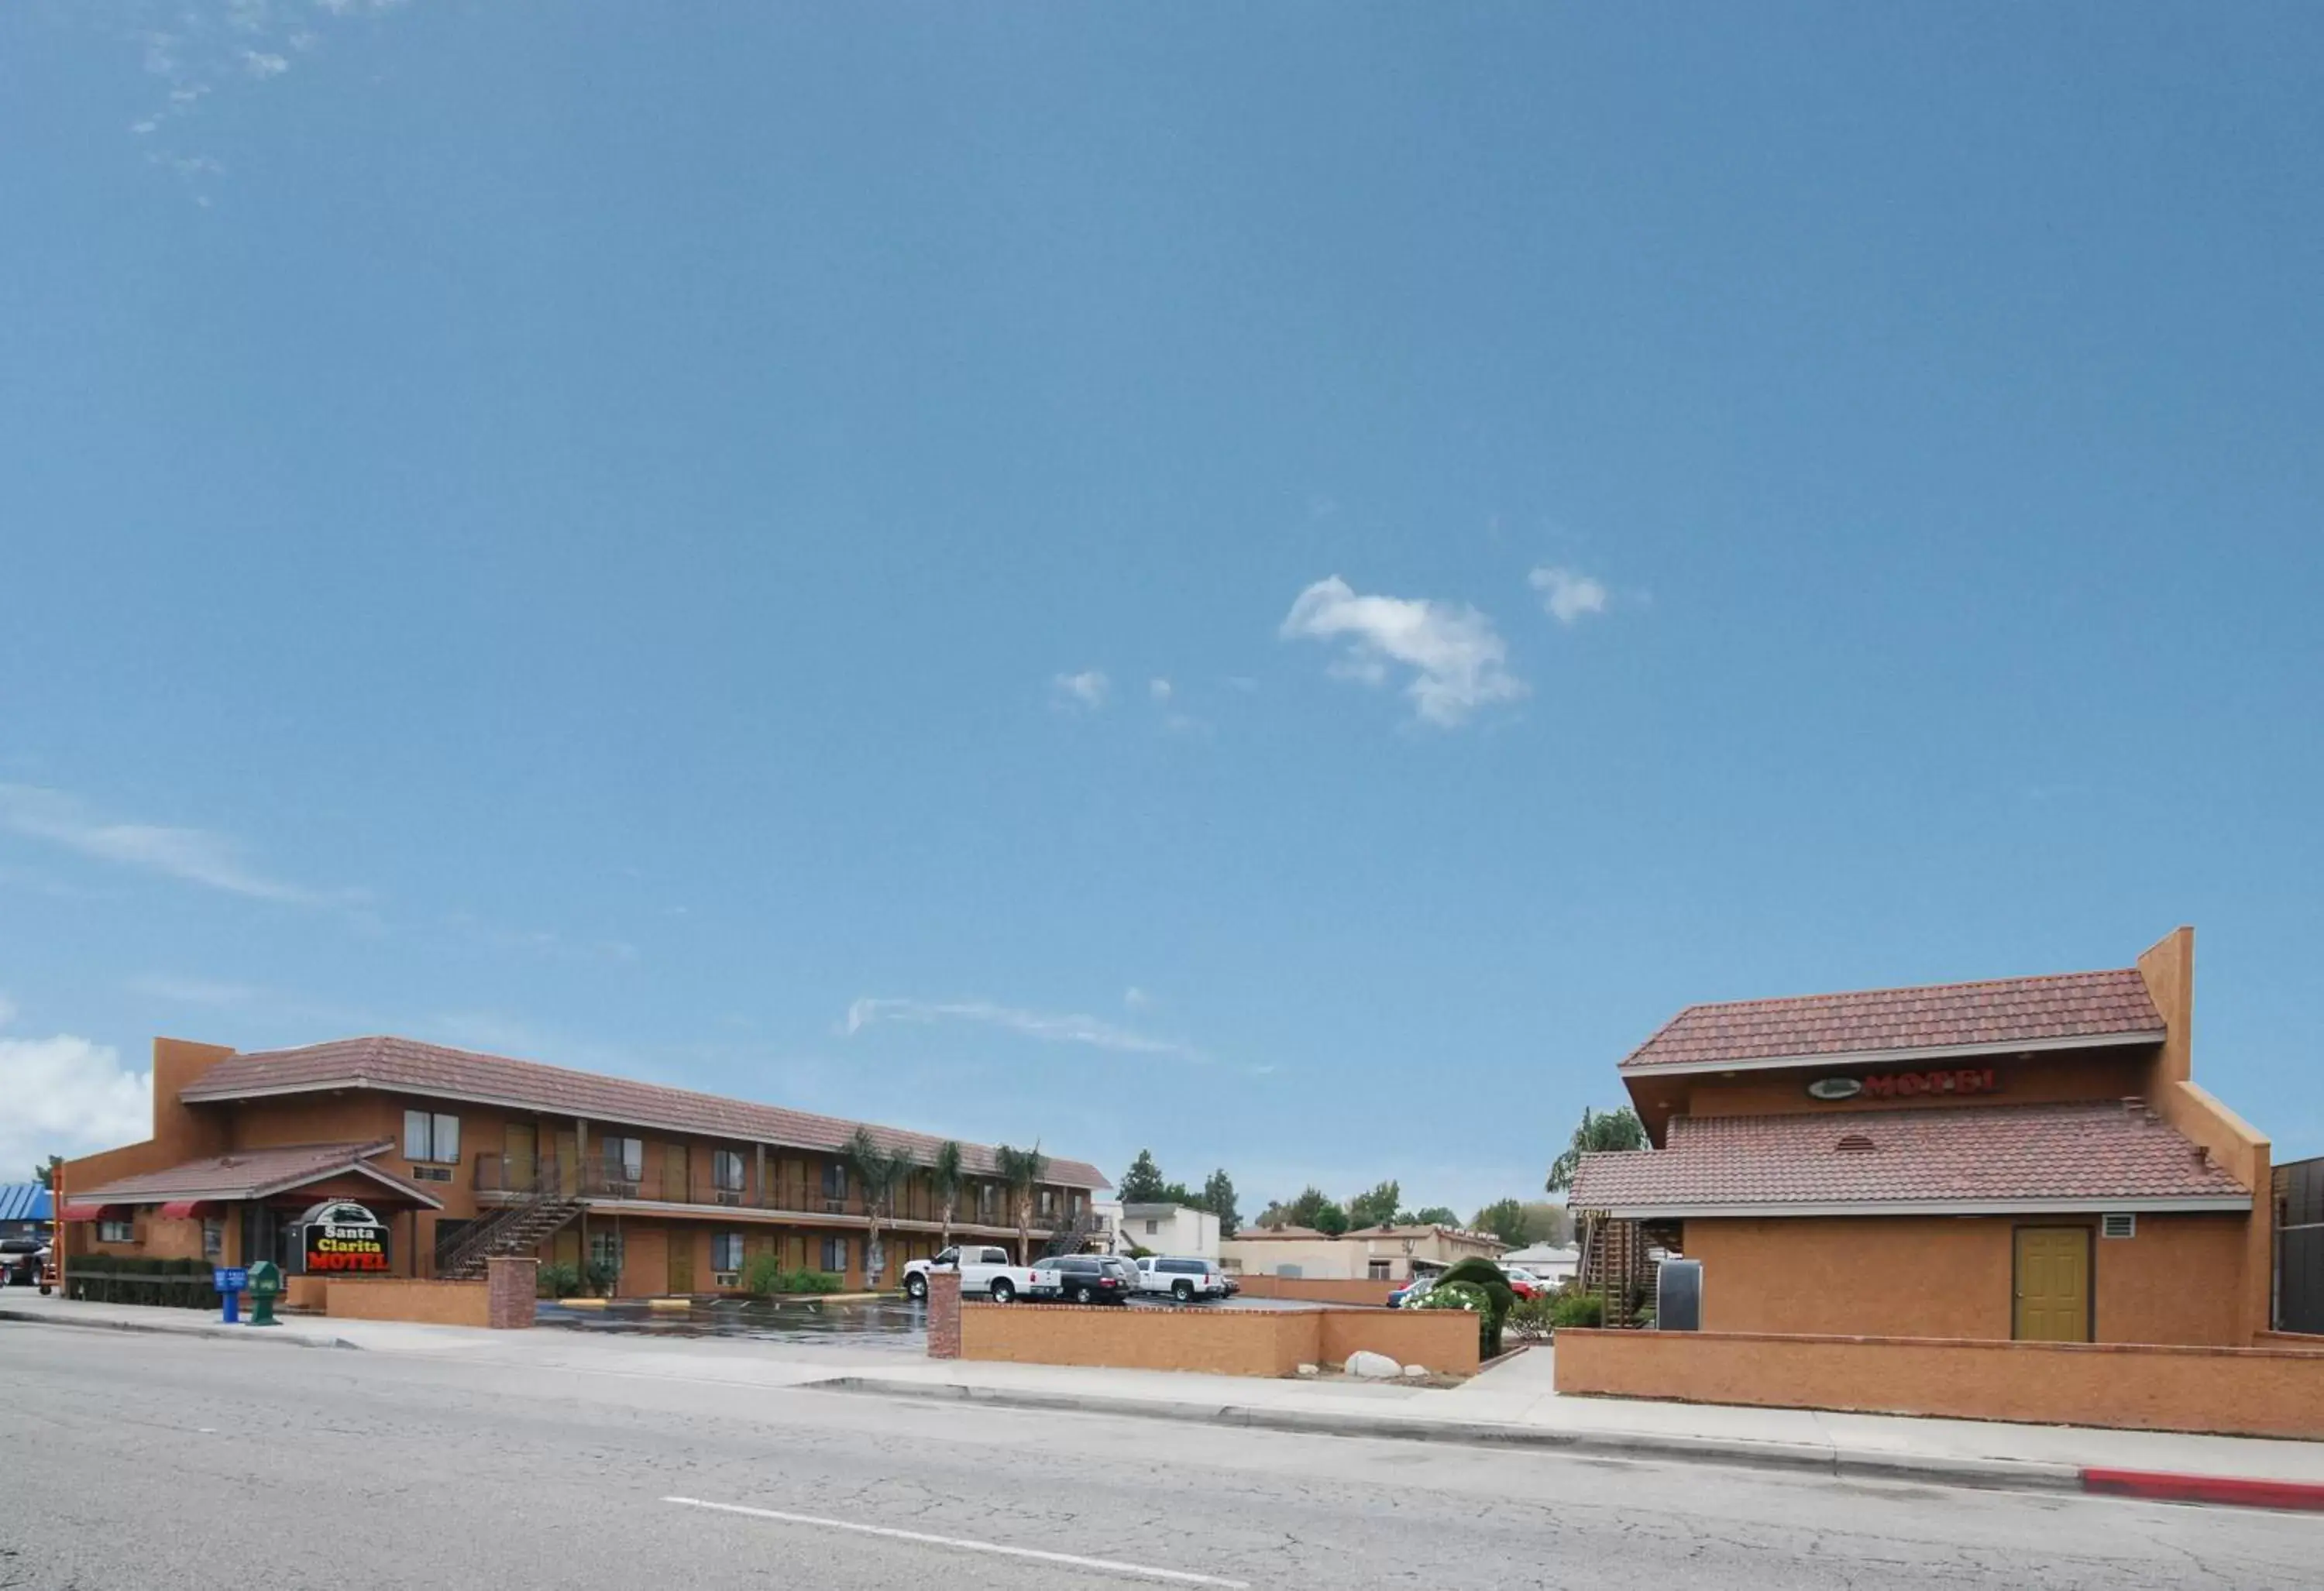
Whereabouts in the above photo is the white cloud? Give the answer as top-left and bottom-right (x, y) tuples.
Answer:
(1051, 669), (1110, 711)
(1123, 986), (1152, 1011)
(1279, 576), (1526, 727)
(1529, 565), (1610, 626)
(844, 998), (1205, 1063)
(1149, 678), (1173, 703)
(0, 1029), (152, 1176)
(0, 783), (329, 905)
(242, 50), (290, 77)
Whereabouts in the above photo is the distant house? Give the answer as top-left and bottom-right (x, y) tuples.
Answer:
(1219, 1223), (1504, 1283)
(1118, 1203), (1220, 1259)
(1501, 1242), (1579, 1283)
(0, 1184), (53, 1239)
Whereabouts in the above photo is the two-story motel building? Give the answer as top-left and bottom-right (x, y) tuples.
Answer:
(58, 1034), (1109, 1297)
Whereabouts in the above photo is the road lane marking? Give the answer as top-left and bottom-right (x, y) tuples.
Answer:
(662, 1496), (1250, 1587)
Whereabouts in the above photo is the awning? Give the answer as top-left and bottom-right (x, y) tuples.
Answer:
(160, 1199), (218, 1219)
(59, 1204), (117, 1223)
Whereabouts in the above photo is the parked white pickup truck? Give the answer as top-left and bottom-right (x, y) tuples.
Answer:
(902, 1244), (1059, 1304)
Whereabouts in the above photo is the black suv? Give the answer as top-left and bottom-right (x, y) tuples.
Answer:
(1047, 1254), (1133, 1305)
(0, 1237), (52, 1292)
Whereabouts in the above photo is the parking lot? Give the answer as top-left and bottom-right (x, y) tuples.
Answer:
(537, 1289), (1354, 1348)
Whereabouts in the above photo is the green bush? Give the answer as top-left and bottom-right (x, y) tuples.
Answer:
(64, 1255), (218, 1309)
(1548, 1287), (1604, 1329)
(1415, 1281), (1490, 1316)
(742, 1255), (846, 1297)
(583, 1258), (621, 1297)
(1505, 1292), (1558, 1339)
(1429, 1259), (1518, 1359)
(536, 1261), (583, 1299)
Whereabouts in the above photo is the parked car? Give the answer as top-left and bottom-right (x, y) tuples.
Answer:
(0, 1237), (52, 1293)
(1046, 1254), (1134, 1304)
(902, 1244), (1058, 1304)
(1389, 1276), (1434, 1308)
(1501, 1266), (1544, 1301)
(1136, 1256), (1229, 1302)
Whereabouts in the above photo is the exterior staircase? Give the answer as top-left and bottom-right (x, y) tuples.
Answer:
(1576, 1212), (1657, 1327)
(436, 1184), (582, 1282)
(1038, 1204), (1104, 1259)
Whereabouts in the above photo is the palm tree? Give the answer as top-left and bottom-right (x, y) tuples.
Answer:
(1545, 1106), (1648, 1193)
(846, 1127), (917, 1289)
(930, 1141), (964, 1251)
(992, 1142), (1049, 1264)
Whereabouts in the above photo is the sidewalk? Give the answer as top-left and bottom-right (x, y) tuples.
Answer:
(9, 1294), (2321, 1508)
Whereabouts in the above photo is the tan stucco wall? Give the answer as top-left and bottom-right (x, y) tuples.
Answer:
(960, 1302), (1479, 1377)
(324, 1278), (491, 1328)
(1681, 1214), (2252, 1346)
(1555, 1327), (2324, 1439)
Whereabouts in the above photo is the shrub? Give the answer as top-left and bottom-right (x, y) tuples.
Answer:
(536, 1262), (583, 1300)
(1428, 1259), (1518, 1359)
(784, 1268), (844, 1294)
(583, 1258), (621, 1297)
(1505, 1292), (1557, 1340)
(742, 1256), (846, 1297)
(741, 1252), (788, 1297)
(1548, 1287), (1604, 1329)
(64, 1255), (217, 1309)
(1416, 1281), (1490, 1315)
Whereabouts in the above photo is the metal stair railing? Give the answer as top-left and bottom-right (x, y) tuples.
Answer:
(435, 1161), (579, 1280)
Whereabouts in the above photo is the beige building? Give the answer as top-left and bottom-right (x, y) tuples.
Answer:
(1219, 1222), (1504, 1283)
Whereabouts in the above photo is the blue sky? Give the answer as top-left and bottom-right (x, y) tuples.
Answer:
(3, 4), (2319, 1213)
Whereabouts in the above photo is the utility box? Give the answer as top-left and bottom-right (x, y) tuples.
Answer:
(1656, 1258), (1702, 1332)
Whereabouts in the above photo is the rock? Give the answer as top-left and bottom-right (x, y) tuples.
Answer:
(1295, 1362), (1319, 1377)
(1345, 1350), (1403, 1380)
(1401, 1365), (1428, 1377)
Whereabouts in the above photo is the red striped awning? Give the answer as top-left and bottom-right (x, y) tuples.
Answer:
(59, 1204), (116, 1223)
(160, 1199), (216, 1219)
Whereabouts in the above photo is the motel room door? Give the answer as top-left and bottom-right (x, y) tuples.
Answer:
(505, 1124), (537, 1193)
(2013, 1227), (2092, 1342)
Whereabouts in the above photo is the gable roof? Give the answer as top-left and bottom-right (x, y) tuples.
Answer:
(1567, 1101), (2251, 1217)
(70, 1141), (442, 1208)
(1621, 967), (2164, 1074)
(177, 1035), (1109, 1191)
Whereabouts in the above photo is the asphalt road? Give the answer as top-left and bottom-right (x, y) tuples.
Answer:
(0, 1323), (2313, 1589)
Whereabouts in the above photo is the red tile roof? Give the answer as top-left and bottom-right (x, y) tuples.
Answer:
(1621, 968), (2164, 1072)
(1567, 1101), (2251, 1214)
(177, 1036), (1110, 1190)
(72, 1141), (438, 1207)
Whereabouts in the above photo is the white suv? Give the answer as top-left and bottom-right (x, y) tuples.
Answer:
(1137, 1256), (1229, 1302)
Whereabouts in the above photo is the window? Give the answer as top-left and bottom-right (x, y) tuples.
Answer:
(590, 1229), (624, 1274)
(711, 1232), (745, 1273)
(202, 1218), (225, 1259)
(404, 1109), (461, 1165)
(820, 1236), (847, 1274)
(1070, 1192), (1085, 1218)
(821, 1162), (847, 1201)
(1367, 1259), (1392, 1280)
(99, 1215), (136, 1243)
(1144, 1218), (1159, 1235)
(977, 1184), (999, 1223)
(1037, 1188), (1056, 1219)
(603, 1136), (644, 1184)
(713, 1150), (747, 1194)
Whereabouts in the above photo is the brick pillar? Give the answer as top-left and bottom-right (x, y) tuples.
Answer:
(486, 1256), (538, 1329)
(927, 1270), (962, 1359)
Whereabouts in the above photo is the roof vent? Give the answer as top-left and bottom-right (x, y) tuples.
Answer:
(1834, 1133), (1877, 1154)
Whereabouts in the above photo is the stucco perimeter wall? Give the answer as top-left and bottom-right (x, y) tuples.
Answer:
(961, 1304), (1480, 1378)
(1236, 1275), (1401, 1308)
(1556, 1328), (2324, 1440)
(325, 1278), (490, 1328)
(1681, 1214), (2250, 1346)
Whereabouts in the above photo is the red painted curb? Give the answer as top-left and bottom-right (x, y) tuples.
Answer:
(2082, 1467), (2324, 1513)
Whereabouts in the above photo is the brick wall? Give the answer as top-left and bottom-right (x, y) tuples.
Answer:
(927, 1271), (962, 1359)
(958, 1303), (1479, 1378)
(324, 1278), (490, 1328)
(1555, 1327), (2324, 1439)
(486, 1256), (538, 1328)
(1236, 1276), (1402, 1308)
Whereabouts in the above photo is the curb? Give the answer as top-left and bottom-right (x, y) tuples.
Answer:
(2082, 1467), (2324, 1513)
(0, 1308), (359, 1351)
(803, 1376), (2085, 1495)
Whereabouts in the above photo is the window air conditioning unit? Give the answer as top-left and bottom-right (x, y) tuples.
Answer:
(2101, 1213), (2137, 1239)
(713, 1271), (740, 1287)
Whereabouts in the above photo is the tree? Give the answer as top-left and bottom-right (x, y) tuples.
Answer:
(1471, 1198), (1530, 1247)
(845, 1128), (917, 1288)
(1410, 1205), (1459, 1228)
(992, 1143), (1049, 1263)
(1545, 1105), (1648, 1193)
(1201, 1168), (1239, 1239)
(1344, 1180), (1401, 1230)
(930, 1141), (964, 1249)
(1312, 1201), (1351, 1237)
(1516, 1201), (1573, 1247)
(1119, 1149), (1169, 1204)
(34, 1158), (58, 1190)
(1271, 1186), (1342, 1231)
